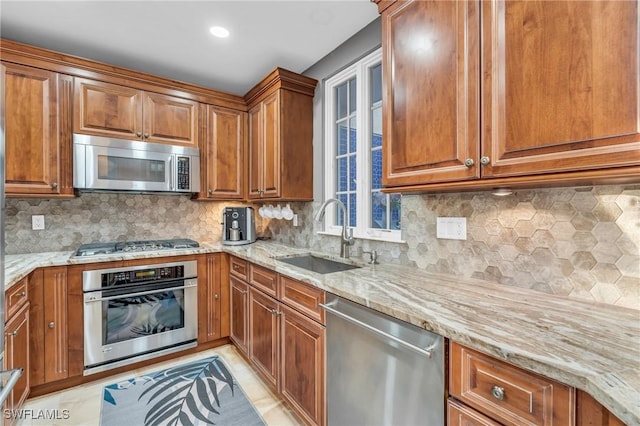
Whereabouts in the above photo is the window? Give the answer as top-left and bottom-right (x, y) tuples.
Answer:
(322, 48), (402, 242)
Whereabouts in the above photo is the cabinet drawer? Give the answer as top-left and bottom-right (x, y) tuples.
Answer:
(279, 275), (325, 324)
(448, 398), (501, 426)
(249, 264), (278, 298)
(229, 256), (248, 280)
(450, 342), (575, 426)
(5, 277), (28, 321)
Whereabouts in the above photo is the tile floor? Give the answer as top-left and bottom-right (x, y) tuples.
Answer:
(16, 345), (300, 426)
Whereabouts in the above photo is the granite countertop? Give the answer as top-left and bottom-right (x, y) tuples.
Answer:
(5, 241), (639, 425)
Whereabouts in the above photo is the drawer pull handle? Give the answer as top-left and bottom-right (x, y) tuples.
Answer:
(10, 291), (26, 300)
(491, 385), (505, 401)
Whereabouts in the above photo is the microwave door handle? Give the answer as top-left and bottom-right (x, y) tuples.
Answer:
(168, 156), (174, 191)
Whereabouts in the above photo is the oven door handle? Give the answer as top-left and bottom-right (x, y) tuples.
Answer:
(84, 282), (197, 303)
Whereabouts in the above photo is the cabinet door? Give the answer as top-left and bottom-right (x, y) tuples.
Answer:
(74, 78), (143, 140)
(201, 105), (245, 199)
(143, 92), (198, 146)
(248, 287), (279, 389)
(4, 301), (30, 419)
(248, 92), (281, 199)
(247, 103), (263, 199)
(198, 254), (230, 343)
(381, 0), (480, 187)
(280, 305), (325, 426)
(43, 267), (69, 383)
(3, 63), (72, 196)
(576, 391), (625, 426)
(261, 92), (281, 198)
(482, 0), (640, 178)
(229, 276), (249, 355)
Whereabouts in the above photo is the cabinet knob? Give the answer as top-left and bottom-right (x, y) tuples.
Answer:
(241, 290), (248, 295)
(48, 321), (55, 329)
(143, 133), (150, 139)
(464, 158), (474, 168)
(491, 385), (505, 401)
(136, 131), (142, 137)
(214, 293), (219, 300)
(271, 309), (281, 317)
(480, 156), (491, 166)
(51, 182), (58, 189)
(6, 330), (18, 337)
(208, 188), (213, 195)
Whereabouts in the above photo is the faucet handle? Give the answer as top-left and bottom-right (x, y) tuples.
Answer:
(362, 250), (379, 264)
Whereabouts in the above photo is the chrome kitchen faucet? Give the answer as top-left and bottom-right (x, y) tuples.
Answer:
(314, 198), (355, 258)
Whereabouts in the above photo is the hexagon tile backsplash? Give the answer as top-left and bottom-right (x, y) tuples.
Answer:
(6, 185), (639, 308)
(264, 185), (639, 309)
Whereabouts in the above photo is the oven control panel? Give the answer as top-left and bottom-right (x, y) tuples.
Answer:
(82, 260), (198, 292)
(102, 265), (185, 287)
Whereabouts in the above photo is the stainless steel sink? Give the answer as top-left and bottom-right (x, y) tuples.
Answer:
(276, 254), (362, 274)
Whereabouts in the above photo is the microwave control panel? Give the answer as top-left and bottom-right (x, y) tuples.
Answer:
(177, 156), (190, 190)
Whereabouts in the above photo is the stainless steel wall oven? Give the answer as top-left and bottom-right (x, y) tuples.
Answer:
(83, 260), (198, 375)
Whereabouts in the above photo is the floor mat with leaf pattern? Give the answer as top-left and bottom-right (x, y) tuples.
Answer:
(100, 355), (265, 426)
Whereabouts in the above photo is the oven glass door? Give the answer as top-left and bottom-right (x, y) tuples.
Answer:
(104, 283), (185, 345)
(84, 145), (172, 192)
(84, 279), (197, 369)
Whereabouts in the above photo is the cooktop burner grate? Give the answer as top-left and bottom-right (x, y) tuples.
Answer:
(74, 238), (199, 257)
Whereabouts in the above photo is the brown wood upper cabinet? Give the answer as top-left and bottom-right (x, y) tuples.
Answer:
(378, 0), (640, 191)
(245, 68), (317, 201)
(196, 105), (246, 200)
(74, 78), (198, 146)
(2, 62), (73, 197)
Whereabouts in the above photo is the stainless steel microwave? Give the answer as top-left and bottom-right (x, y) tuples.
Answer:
(73, 134), (200, 194)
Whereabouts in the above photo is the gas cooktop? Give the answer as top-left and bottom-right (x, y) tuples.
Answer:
(74, 238), (200, 257)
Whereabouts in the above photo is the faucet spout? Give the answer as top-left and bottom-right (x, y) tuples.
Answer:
(314, 198), (355, 258)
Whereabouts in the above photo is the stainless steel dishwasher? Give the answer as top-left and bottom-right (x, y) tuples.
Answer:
(320, 294), (444, 426)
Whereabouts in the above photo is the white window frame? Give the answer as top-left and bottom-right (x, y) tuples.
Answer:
(320, 48), (403, 243)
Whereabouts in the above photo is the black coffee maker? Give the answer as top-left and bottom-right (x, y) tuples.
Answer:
(222, 207), (256, 245)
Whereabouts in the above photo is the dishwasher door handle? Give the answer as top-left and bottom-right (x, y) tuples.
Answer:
(320, 302), (437, 358)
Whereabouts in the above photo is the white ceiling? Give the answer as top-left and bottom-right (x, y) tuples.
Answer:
(0, 0), (380, 95)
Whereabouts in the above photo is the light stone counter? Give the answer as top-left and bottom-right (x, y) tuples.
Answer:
(4, 241), (639, 425)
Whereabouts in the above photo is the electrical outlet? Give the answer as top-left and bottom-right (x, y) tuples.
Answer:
(436, 217), (466, 240)
(32, 215), (45, 230)
(292, 214), (299, 227)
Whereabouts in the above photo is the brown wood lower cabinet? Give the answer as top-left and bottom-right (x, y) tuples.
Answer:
(29, 267), (69, 386)
(576, 391), (626, 426)
(198, 253), (230, 343)
(229, 275), (249, 355)
(4, 300), (30, 425)
(450, 341), (575, 425)
(448, 398), (501, 426)
(449, 342), (626, 426)
(228, 256), (326, 426)
(248, 287), (279, 389)
(280, 304), (325, 426)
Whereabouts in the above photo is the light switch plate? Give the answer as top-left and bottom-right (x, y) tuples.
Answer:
(436, 217), (466, 240)
(32, 215), (45, 230)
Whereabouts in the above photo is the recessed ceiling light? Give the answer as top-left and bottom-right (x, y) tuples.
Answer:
(209, 26), (229, 38)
